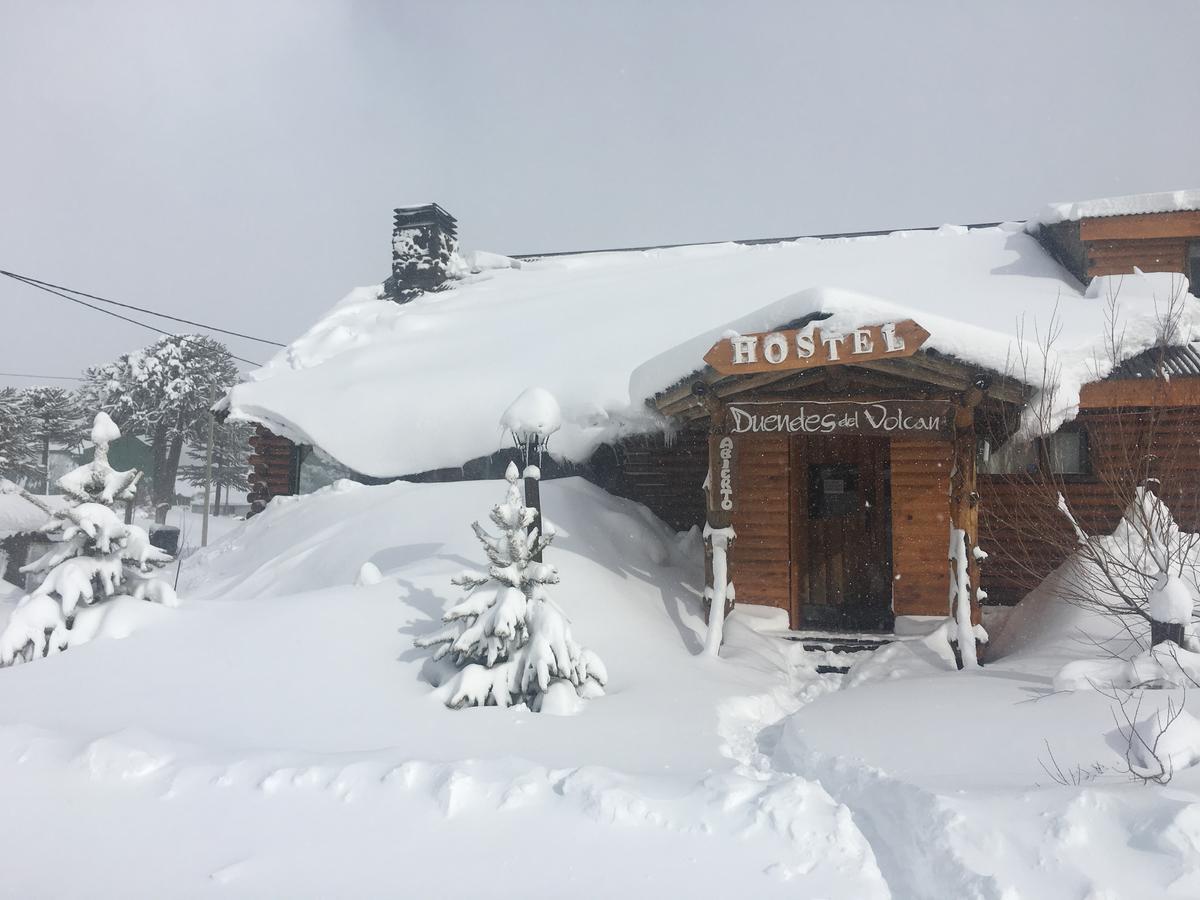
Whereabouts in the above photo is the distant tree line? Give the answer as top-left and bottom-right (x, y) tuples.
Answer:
(0, 334), (251, 521)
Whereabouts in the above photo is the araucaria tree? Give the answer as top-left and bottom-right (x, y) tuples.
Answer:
(19, 386), (85, 494)
(0, 413), (177, 666)
(417, 462), (607, 711)
(0, 387), (37, 481)
(83, 334), (239, 522)
(178, 420), (252, 515)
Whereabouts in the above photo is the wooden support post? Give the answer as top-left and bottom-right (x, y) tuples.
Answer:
(949, 385), (985, 665)
(696, 383), (735, 630)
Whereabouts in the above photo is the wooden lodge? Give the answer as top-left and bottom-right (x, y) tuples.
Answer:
(235, 193), (1200, 644)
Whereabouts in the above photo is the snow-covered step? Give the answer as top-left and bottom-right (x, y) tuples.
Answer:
(784, 631), (896, 675)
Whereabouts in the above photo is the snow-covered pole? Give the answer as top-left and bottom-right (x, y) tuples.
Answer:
(697, 382), (736, 657)
(947, 379), (988, 669)
(201, 381), (215, 548)
(522, 437), (543, 563)
(500, 388), (562, 566)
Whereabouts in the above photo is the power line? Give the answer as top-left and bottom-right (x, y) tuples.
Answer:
(1, 272), (261, 367)
(0, 372), (85, 381)
(0, 269), (285, 348)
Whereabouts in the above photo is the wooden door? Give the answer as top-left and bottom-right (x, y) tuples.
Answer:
(791, 435), (893, 630)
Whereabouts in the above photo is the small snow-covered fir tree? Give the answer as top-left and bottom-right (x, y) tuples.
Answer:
(416, 462), (607, 712)
(0, 413), (177, 666)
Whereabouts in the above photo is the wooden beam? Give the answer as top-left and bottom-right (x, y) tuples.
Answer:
(1079, 377), (1200, 409)
(1079, 210), (1200, 242)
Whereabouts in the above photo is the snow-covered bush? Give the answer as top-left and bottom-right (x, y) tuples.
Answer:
(0, 413), (178, 666)
(1056, 487), (1199, 640)
(416, 462), (606, 712)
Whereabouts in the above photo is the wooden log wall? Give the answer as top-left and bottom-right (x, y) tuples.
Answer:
(247, 426), (300, 515)
(1037, 210), (1200, 283)
(978, 407), (1200, 604)
(890, 438), (952, 617)
(1085, 237), (1190, 278)
(729, 434), (792, 613)
(591, 429), (709, 533)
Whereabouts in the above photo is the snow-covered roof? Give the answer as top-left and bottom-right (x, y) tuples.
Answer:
(226, 222), (1200, 478)
(0, 481), (63, 540)
(1034, 189), (1200, 226)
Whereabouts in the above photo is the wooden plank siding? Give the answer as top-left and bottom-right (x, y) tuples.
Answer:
(594, 429), (708, 533)
(889, 438), (952, 616)
(1078, 211), (1200, 242)
(978, 406), (1200, 604)
(729, 434), (792, 614)
(1086, 237), (1189, 278)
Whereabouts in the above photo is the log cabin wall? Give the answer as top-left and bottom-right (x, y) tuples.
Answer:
(729, 434), (792, 614)
(590, 429), (709, 533)
(889, 438), (952, 616)
(247, 426), (301, 515)
(978, 405), (1200, 604)
(1036, 211), (1200, 284)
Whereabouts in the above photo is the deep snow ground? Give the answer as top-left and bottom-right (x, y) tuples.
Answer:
(1, 478), (1199, 898)
(0, 479), (886, 898)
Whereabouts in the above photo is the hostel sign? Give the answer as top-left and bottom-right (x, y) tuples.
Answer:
(725, 400), (954, 438)
(703, 320), (930, 375)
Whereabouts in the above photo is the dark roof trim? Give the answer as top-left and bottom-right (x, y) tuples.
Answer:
(509, 222), (1005, 261)
(1107, 343), (1200, 380)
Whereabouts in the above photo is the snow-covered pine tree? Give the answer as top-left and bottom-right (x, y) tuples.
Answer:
(19, 386), (85, 494)
(178, 420), (252, 515)
(82, 334), (240, 523)
(416, 462), (607, 712)
(0, 413), (177, 666)
(0, 387), (38, 482)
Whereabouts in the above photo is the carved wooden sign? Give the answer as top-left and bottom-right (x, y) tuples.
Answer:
(703, 319), (930, 375)
(725, 400), (954, 438)
(705, 434), (736, 523)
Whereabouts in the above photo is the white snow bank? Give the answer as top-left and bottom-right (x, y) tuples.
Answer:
(1035, 189), (1200, 225)
(225, 224), (1195, 477)
(1128, 708), (1200, 776)
(0, 477), (893, 897)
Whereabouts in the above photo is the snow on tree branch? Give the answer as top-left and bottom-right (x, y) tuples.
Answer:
(416, 461), (606, 713)
(0, 413), (178, 667)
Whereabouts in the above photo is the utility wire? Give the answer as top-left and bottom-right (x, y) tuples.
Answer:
(0, 372), (85, 381)
(1, 273), (261, 366)
(0, 269), (285, 347)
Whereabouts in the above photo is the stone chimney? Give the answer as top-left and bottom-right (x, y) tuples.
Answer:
(383, 203), (458, 302)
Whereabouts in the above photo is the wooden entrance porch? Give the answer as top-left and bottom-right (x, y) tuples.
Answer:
(650, 322), (1029, 634)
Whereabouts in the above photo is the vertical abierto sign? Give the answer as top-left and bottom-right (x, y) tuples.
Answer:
(707, 433), (735, 527)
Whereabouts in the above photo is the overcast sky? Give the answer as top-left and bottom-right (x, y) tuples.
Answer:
(2, 0), (1197, 387)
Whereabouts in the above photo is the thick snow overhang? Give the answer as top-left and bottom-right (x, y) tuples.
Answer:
(1034, 189), (1200, 226)
(224, 224), (1200, 477)
(637, 308), (1032, 427)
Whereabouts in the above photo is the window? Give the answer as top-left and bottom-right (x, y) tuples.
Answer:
(1043, 428), (1090, 476)
(978, 427), (1090, 477)
(978, 436), (1038, 475)
(1189, 242), (1200, 298)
